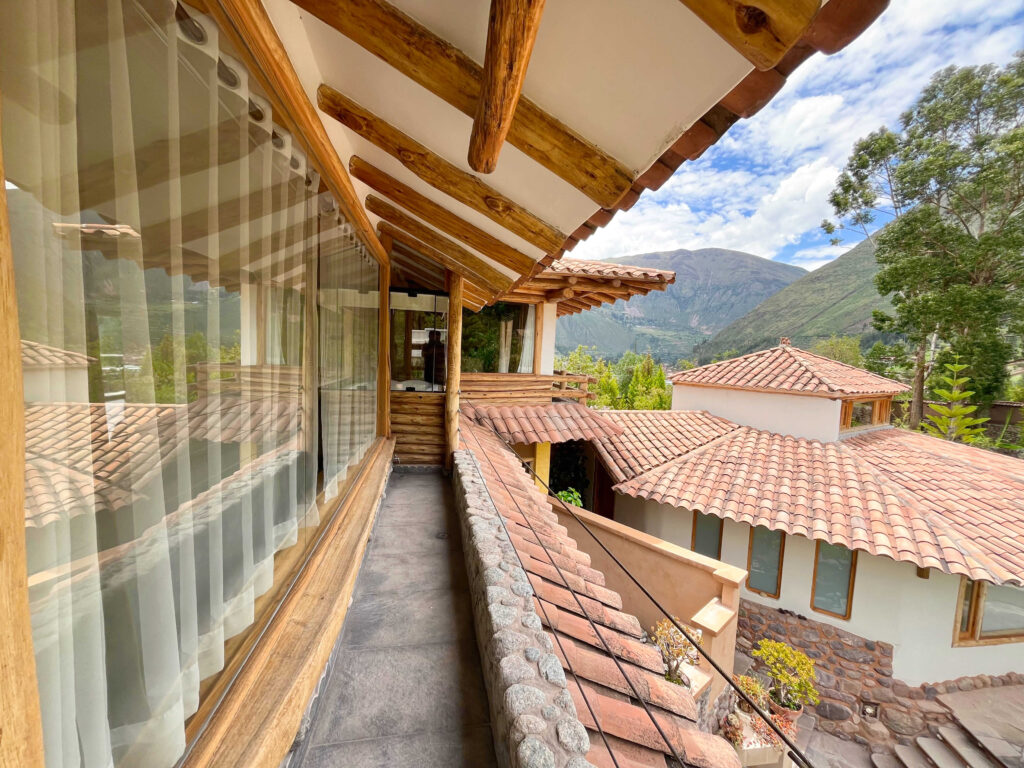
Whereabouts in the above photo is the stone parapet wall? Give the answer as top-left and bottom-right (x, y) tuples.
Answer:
(737, 599), (1024, 751)
(452, 451), (595, 768)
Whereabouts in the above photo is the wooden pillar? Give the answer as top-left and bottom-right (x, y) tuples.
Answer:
(532, 301), (543, 374)
(0, 96), (46, 767)
(376, 233), (392, 437)
(445, 274), (464, 468)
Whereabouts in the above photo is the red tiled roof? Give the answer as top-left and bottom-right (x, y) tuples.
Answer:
(462, 402), (623, 445)
(614, 425), (1024, 587)
(460, 418), (740, 768)
(671, 345), (909, 398)
(542, 259), (675, 284)
(593, 410), (740, 484)
(21, 339), (94, 368)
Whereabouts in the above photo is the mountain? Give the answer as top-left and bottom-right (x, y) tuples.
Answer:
(555, 248), (805, 361)
(698, 237), (892, 360)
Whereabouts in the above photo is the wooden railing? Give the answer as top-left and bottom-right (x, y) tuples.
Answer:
(460, 371), (596, 404)
(551, 497), (745, 701)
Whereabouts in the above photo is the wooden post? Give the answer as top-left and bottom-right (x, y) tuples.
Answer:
(469, 0), (547, 173)
(0, 95), (46, 768)
(376, 233), (392, 436)
(532, 302), (544, 374)
(445, 274), (464, 468)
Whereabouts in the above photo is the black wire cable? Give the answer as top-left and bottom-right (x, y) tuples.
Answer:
(461, 397), (816, 768)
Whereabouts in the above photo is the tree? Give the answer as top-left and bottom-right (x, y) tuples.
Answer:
(625, 354), (671, 410)
(825, 54), (1024, 425)
(810, 335), (863, 367)
(863, 341), (911, 380)
(922, 359), (989, 443)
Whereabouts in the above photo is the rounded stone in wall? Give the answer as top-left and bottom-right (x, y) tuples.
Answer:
(880, 706), (925, 736)
(817, 701), (853, 721)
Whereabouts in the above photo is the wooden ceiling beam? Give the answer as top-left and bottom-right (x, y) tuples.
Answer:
(545, 287), (574, 301)
(319, 86), (565, 254)
(350, 156), (536, 275)
(677, 0), (820, 71)
(369, 197), (513, 294)
(293, 0), (633, 207)
(378, 220), (504, 299)
(469, 0), (546, 174)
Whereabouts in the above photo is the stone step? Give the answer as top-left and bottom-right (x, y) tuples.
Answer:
(918, 736), (968, 768)
(873, 754), (903, 768)
(895, 744), (936, 768)
(938, 727), (1002, 768)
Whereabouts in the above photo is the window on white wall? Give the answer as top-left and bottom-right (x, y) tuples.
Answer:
(692, 512), (723, 559)
(811, 542), (858, 619)
(747, 526), (785, 598)
(957, 579), (1024, 644)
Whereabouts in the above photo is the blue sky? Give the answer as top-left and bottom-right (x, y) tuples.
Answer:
(572, 0), (1024, 272)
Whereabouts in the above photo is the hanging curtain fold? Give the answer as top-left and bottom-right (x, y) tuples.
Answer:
(0, 1), (378, 766)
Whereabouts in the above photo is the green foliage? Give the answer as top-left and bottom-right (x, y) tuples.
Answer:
(549, 443), (589, 501)
(555, 346), (671, 410)
(826, 54), (1024, 413)
(674, 358), (696, 371)
(751, 639), (820, 711)
(863, 341), (911, 380)
(922, 358), (990, 443)
(1006, 380), (1024, 403)
(555, 487), (583, 507)
(712, 348), (740, 363)
(732, 674), (768, 709)
(649, 618), (703, 686)
(126, 331), (236, 403)
(810, 334), (863, 367)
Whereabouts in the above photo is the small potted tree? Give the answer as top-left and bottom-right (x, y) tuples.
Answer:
(732, 674), (768, 714)
(751, 639), (819, 721)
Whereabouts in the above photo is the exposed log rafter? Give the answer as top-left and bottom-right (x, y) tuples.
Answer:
(678, 0), (821, 71)
(319, 86), (565, 254)
(469, 0), (547, 174)
(350, 156), (536, 275)
(293, 0), (634, 207)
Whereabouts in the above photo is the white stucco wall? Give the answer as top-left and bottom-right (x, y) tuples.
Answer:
(540, 302), (557, 376)
(614, 493), (1024, 686)
(23, 368), (90, 403)
(672, 384), (841, 443)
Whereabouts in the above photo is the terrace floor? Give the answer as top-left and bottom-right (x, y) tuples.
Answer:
(290, 470), (498, 768)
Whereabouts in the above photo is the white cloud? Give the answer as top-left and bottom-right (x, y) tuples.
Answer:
(572, 2), (1024, 264)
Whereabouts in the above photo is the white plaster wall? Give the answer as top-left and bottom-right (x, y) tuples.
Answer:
(615, 494), (1024, 686)
(673, 384), (841, 443)
(23, 368), (89, 403)
(540, 302), (557, 376)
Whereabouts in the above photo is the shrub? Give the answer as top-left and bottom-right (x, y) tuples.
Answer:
(751, 639), (819, 711)
(649, 618), (703, 686)
(732, 674), (768, 710)
(555, 487), (582, 506)
(750, 711), (798, 749)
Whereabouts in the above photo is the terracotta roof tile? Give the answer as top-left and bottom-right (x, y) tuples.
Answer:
(463, 401), (624, 445)
(613, 423), (1024, 588)
(541, 259), (675, 283)
(21, 339), (94, 368)
(459, 417), (739, 768)
(671, 344), (909, 398)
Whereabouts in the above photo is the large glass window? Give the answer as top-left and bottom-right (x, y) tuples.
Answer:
(389, 291), (448, 391)
(1, 2), (378, 766)
(747, 526), (785, 598)
(462, 302), (535, 373)
(811, 541), (857, 618)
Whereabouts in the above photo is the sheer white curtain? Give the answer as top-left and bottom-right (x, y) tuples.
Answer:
(2, 1), (323, 766)
(517, 305), (536, 373)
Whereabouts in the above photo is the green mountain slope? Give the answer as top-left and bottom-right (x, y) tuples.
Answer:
(555, 248), (805, 361)
(699, 237), (892, 359)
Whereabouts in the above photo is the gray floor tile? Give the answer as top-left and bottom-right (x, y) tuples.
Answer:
(340, 586), (474, 649)
(308, 642), (491, 747)
(352, 550), (468, 599)
(301, 725), (497, 768)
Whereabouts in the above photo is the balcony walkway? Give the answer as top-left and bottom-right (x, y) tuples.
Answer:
(290, 470), (497, 768)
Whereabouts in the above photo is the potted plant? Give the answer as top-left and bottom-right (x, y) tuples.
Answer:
(750, 639), (819, 721)
(750, 711), (798, 749)
(732, 674), (768, 714)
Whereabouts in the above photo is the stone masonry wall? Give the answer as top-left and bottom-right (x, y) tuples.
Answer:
(452, 450), (596, 768)
(737, 599), (1024, 752)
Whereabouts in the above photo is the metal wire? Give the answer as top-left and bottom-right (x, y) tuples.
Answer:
(461, 397), (816, 768)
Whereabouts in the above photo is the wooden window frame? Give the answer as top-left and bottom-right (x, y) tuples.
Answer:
(953, 578), (1024, 647)
(810, 540), (858, 620)
(746, 526), (786, 599)
(691, 512), (724, 560)
(840, 396), (892, 431)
